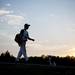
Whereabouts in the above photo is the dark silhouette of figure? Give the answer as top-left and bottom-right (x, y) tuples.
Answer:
(16, 24), (35, 63)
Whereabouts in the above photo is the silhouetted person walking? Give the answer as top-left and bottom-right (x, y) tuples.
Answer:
(16, 24), (35, 63)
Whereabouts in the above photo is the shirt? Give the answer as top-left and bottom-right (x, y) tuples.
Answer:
(22, 30), (29, 41)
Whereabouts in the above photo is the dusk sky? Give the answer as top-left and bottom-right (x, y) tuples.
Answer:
(0, 0), (75, 57)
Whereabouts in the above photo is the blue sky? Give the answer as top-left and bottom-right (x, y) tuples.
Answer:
(0, 0), (75, 57)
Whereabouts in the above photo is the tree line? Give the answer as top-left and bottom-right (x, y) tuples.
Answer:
(0, 51), (75, 66)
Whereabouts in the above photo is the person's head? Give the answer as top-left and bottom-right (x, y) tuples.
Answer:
(24, 24), (30, 30)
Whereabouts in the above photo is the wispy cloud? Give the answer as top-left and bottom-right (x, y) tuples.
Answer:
(0, 9), (25, 25)
(0, 10), (12, 16)
(5, 3), (11, 7)
(6, 15), (25, 25)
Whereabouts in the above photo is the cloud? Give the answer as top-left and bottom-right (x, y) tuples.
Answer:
(6, 15), (25, 25)
(5, 3), (11, 7)
(0, 9), (25, 25)
(0, 10), (12, 16)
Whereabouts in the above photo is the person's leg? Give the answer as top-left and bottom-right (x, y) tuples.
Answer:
(23, 46), (28, 61)
(22, 43), (28, 62)
(16, 47), (22, 61)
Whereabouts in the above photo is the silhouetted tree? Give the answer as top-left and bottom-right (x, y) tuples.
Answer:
(0, 51), (15, 63)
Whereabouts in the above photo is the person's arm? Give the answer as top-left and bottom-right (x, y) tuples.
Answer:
(28, 37), (35, 41)
(27, 33), (35, 41)
(27, 32), (35, 41)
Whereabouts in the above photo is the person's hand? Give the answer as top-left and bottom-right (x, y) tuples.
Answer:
(32, 39), (35, 41)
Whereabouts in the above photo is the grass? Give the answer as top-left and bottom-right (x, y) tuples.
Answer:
(0, 63), (75, 75)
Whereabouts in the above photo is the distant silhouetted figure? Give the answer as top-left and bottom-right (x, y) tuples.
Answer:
(48, 57), (52, 65)
(16, 24), (35, 63)
(48, 57), (56, 66)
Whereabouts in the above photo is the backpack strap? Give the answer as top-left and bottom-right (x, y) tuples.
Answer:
(20, 29), (24, 37)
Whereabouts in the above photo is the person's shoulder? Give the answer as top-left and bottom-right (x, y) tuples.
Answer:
(20, 29), (24, 32)
(21, 29), (24, 31)
(20, 29), (24, 34)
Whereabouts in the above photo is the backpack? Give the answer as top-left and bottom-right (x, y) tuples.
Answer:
(14, 29), (24, 46)
(14, 33), (22, 46)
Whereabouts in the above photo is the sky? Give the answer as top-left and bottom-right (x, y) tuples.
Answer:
(0, 0), (75, 57)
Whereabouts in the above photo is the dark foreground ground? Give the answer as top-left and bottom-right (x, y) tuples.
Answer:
(0, 64), (75, 75)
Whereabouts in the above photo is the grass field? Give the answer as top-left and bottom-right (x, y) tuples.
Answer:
(0, 64), (75, 75)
